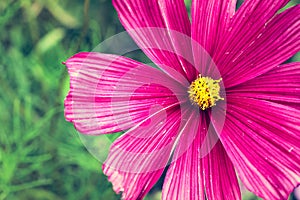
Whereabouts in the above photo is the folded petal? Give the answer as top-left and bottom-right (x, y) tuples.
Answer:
(64, 52), (186, 134)
(162, 112), (241, 200)
(227, 62), (300, 105)
(221, 96), (300, 199)
(217, 4), (300, 87)
(103, 106), (193, 199)
(113, 0), (196, 82)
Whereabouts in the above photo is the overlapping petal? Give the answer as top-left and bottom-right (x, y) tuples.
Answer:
(191, 0), (236, 55)
(162, 110), (203, 200)
(162, 112), (241, 200)
(214, 0), (289, 63)
(202, 141), (241, 200)
(64, 52), (185, 134)
(191, 0), (237, 76)
(103, 105), (195, 199)
(216, 4), (300, 87)
(113, 0), (196, 82)
(221, 96), (300, 199)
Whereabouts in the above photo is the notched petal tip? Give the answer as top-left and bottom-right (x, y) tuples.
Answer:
(102, 164), (124, 195)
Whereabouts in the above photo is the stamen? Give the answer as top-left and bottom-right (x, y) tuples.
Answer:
(188, 74), (224, 110)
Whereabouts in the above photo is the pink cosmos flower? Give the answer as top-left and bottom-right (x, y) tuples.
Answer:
(64, 0), (300, 199)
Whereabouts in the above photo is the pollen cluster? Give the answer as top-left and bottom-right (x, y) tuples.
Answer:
(188, 75), (224, 110)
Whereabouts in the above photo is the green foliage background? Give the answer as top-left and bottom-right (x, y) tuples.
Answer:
(0, 0), (299, 200)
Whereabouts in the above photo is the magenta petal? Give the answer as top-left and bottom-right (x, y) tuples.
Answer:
(162, 112), (240, 200)
(103, 107), (191, 199)
(191, 0), (237, 76)
(113, 0), (196, 82)
(64, 52), (185, 134)
(234, 0), (289, 25)
(191, 0), (236, 55)
(228, 62), (300, 105)
(191, 0), (236, 75)
(217, 4), (300, 87)
(203, 140), (241, 200)
(221, 96), (300, 199)
(162, 110), (203, 200)
(214, 0), (289, 64)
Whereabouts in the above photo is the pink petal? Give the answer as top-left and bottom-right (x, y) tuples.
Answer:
(103, 106), (193, 199)
(202, 140), (241, 200)
(162, 110), (203, 200)
(162, 112), (241, 200)
(113, 0), (196, 82)
(227, 62), (300, 105)
(191, 0), (237, 56)
(214, 0), (289, 63)
(221, 96), (300, 199)
(191, 0), (238, 77)
(216, 4), (300, 87)
(64, 52), (186, 135)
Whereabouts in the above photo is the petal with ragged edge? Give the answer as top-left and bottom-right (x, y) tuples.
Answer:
(221, 96), (300, 199)
(113, 0), (196, 82)
(64, 52), (186, 135)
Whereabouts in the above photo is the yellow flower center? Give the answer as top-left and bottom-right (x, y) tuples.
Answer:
(188, 75), (224, 110)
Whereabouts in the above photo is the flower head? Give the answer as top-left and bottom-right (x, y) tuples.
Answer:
(64, 0), (300, 199)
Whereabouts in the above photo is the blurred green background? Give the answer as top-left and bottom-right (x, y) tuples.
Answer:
(0, 0), (299, 200)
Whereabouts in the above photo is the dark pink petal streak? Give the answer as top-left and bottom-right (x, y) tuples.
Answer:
(191, 0), (237, 55)
(216, 0), (290, 60)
